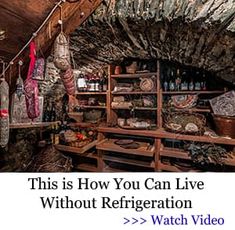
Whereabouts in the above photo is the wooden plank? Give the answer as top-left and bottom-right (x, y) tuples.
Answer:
(159, 163), (200, 172)
(96, 139), (155, 157)
(76, 92), (107, 95)
(111, 72), (158, 78)
(82, 105), (106, 109)
(75, 163), (98, 172)
(161, 147), (235, 166)
(98, 126), (157, 137)
(112, 107), (157, 111)
(9, 121), (59, 129)
(173, 108), (211, 113)
(54, 140), (98, 154)
(103, 155), (155, 168)
(162, 90), (225, 95)
(160, 147), (191, 160)
(112, 91), (157, 95)
(68, 122), (97, 127)
(156, 129), (235, 145)
(103, 165), (126, 172)
(98, 127), (235, 145)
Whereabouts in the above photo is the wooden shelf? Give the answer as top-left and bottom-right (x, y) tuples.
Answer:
(112, 91), (157, 95)
(54, 140), (98, 155)
(112, 107), (157, 111)
(96, 139), (155, 157)
(82, 105), (106, 109)
(172, 107), (211, 113)
(103, 165), (126, 172)
(103, 155), (154, 168)
(111, 72), (157, 78)
(162, 90), (225, 95)
(156, 129), (235, 145)
(160, 147), (191, 160)
(74, 163), (98, 172)
(10, 121), (60, 129)
(98, 126), (157, 137)
(68, 122), (98, 127)
(161, 147), (235, 167)
(76, 92), (107, 95)
(159, 163), (200, 172)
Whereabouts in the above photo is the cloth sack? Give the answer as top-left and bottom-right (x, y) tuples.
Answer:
(24, 41), (40, 120)
(53, 32), (70, 71)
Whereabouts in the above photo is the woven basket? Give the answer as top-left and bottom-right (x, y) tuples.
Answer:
(164, 112), (206, 135)
(213, 115), (235, 138)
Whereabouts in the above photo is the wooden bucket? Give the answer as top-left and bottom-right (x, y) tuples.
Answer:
(213, 115), (235, 138)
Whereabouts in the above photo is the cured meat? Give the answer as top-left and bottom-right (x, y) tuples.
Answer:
(0, 78), (9, 147)
(60, 67), (75, 95)
(24, 41), (40, 120)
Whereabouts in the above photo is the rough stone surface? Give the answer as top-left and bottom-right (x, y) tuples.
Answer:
(70, 0), (235, 83)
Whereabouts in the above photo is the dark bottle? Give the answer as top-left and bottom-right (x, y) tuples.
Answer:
(201, 72), (207, 90)
(169, 70), (175, 91)
(43, 102), (51, 122)
(181, 71), (188, 90)
(50, 103), (56, 122)
(99, 76), (104, 92)
(102, 74), (108, 92)
(175, 68), (181, 91)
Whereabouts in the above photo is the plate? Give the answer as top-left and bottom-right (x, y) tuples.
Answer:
(114, 139), (134, 145)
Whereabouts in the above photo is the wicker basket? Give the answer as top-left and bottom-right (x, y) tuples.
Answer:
(164, 112), (206, 135)
(213, 115), (235, 138)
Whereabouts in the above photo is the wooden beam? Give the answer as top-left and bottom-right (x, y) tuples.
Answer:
(6, 0), (103, 90)
(35, 0), (104, 54)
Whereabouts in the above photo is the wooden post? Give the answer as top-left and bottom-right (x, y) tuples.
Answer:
(97, 131), (105, 172)
(154, 138), (161, 172)
(107, 64), (117, 126)
(157, 60), (162, 128)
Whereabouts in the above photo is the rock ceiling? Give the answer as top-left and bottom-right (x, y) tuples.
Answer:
(70, 0), (235, 83)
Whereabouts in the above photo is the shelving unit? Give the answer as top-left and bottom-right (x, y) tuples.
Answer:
(56, 61), (235, 172)
(96, 61), (235, 172)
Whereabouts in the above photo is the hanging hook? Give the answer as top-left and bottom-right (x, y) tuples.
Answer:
(58, 5), (63, 32)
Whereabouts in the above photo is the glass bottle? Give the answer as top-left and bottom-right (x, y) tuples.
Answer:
(50, 102), (56, 122)
(169, 70), (175, 91)
(181, 71), (188, 90)
(175, 68), (181, 91)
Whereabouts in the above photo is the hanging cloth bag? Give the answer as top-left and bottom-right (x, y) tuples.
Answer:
(53, 32), (70, 71)
(53, 5), (70, 71)
(24, 41), (40, 120)
(0, 76), (9, 148)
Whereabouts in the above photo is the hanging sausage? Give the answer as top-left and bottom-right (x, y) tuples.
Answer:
(0, 62), (9, 148)
(24, 41), (40, 120)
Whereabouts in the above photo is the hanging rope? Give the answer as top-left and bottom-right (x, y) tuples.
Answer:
(0, 0), (67, 78)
